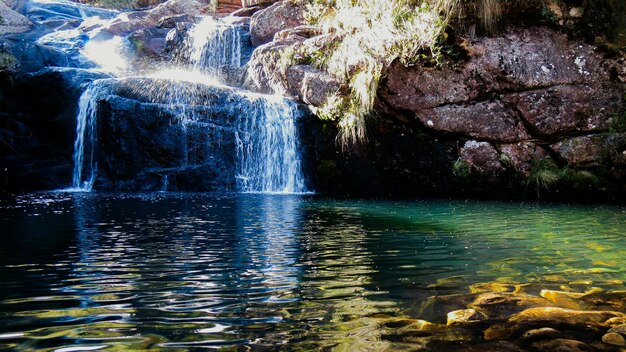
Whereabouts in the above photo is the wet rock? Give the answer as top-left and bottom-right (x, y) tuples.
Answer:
(0, 67), (110, 191)
(244, 37), (302, 93)
(418, 294), (478, 323)
(602, 332), (626, 346)
(497, 142), (547, 176)
(156, 14), (194, 29)
(469, 292), (551, 320)
(579, 290), (626, 312)
(394, 319), (449, 335)
(419, 100), (530, 143)
(0, 1), (31, 35)
(521, 327), (562, 341)
(22, 0), (116, 24)
(540, 289), (589, 309)
(459, 141), (506, 178)
(468, 282), (518, 294)
(485, 307), (626, 340)
(532, 338), (593, 352)
(249, 1), (305, 46)
(129, 27), (171, 56)
(505, 85), (622, 137)
(88, 0), (203, 37)
(606, 318), (626, 327)
(608, 324), (626, 335)
(511, 307), (625, 326)
(286, 64), (343, 106)
(447, 309), (487, 326)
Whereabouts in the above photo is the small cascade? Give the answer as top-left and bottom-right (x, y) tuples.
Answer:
(235, 95), (306, 193)
(186, 17), (243, 71)
(71, 79), (112, 191)
(69, 14), (309, 193)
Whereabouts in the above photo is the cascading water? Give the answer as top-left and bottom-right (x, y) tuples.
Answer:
(186, 16), (243, 71)
(71, 79), (112, 191)
(235, 95), (306, 193)
(69, 15), (308, 193)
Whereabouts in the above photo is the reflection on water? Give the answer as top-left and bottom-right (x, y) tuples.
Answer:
(0, 193), (625, 350)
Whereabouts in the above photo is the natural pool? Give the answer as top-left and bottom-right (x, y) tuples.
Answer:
(0, 193), (625, 351)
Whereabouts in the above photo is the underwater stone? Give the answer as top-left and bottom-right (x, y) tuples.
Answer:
(540, 289), (587, 309)
(602, 332), (626, 346)
(468, 292), (551, 320)
(447, 309), (487, 326)
(521, 327), (561, 341)
(608, 324), (626, 335)
(532, 338), (593, 352)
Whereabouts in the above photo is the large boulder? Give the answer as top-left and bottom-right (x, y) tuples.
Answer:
(505, 85), (623, 137)
(419, 100), (530, 142)
(0, 67), (111, 191)
(459, 141), (506, 178)
(249, 1), (304, 46)
(0, 1), (31, 35)
(379, 28), (624, 145)
(286, 64), (343, 106)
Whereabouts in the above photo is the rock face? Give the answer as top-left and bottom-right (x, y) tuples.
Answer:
(0, 68), (111, 190)
(249, 1), (304, 46)
(0, 1), (31, 35)
(317, 27), (625, 199)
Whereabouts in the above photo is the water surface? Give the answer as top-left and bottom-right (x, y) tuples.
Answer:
(0, 193), (624, 350)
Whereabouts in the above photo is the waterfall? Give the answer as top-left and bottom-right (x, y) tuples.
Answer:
(186, 17), (243, 71)
(236, 94), (306, 193)
(71, 80), (111, 191)
(69, 16), (308, 193)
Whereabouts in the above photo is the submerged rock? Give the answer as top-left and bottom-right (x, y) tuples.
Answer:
(469, 292), (551, 320)
(447, 309), (488, 326)
(521, 327), (562, 341)
(602, 332), (626, 346)
(484, 307), (626, 340)
(532, 338), (593, 352)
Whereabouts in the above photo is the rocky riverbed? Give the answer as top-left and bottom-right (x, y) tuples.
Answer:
(370, 282), (626, 351)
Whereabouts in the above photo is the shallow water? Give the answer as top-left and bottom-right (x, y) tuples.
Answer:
(0, 193), (624, 350)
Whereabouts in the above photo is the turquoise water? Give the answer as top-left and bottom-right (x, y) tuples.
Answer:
(0, 193), (624, 350)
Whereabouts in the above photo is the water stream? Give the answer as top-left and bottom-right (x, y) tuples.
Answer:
(69, 15), (307, 193)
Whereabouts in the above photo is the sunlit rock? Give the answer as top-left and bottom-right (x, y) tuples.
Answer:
(469, 292), (551, 320)
(249, 1), (305, 46)
(0, 1), (31, 35)
(446, 309), (487, 326)
(540, 289), (590, 309)
(602, 332), (626, 346)
(418, 294), (477, 323)
(521, 327), (561, 341)
(286, 65), (343, 107)
(605, 318), (626, 327)
(468, 282), (517, 294)
(486, 307), (626, 340)
(608, 324), (626, 335)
